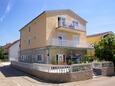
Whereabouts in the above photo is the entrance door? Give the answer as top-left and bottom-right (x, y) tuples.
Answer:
(57, 33), (64, 46)
(56, 54), (64, 64)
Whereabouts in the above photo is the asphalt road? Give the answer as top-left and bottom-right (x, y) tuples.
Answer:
(0, 62), (115, 86)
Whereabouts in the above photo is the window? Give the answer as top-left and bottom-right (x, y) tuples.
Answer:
(29, 26), (31, 32)
(58, 33), (64, 40)
(37, 55), (43, 61)
(57, 33), (65, 46)
(28, 39), (31, 45)
(21, 55), (25, 61)
(58, 16), (66, 27)
(73, 35), (80, 46)
(58, 36), (62, 40)
(73, 21), (78, 29)
(21, 56), (23, 61)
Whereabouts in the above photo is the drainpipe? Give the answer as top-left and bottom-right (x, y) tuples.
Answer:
(46, 48), (50, 64)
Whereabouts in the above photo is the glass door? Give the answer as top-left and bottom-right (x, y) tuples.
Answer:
(57, 33), (64, 46)
(73, 35), (79, 47)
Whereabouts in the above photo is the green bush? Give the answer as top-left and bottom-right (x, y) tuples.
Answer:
(67, 59), (75, 65)
(0, 47), (5, 60)
(51, 57), (57, 64)
(94, 34), (115, 65)
(81, 55), (93, 63)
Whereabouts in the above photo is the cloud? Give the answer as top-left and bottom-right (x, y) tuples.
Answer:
(0, 0), (14, 22)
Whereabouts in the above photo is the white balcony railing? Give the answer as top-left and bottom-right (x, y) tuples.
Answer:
(48, 39), (92, 48)
(58, 21), (86, 31)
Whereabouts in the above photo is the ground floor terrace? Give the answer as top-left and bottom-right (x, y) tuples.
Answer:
(19, 46), (93, 64)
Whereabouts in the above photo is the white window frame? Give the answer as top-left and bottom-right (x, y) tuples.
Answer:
(57, 33), (65, 40)
(58, 15), (66, 27)
(73, 35), (80, 46)
(56, 54), (65, 64)
(72, 20), (79, 29)
(36, 54), (43, 62)
(57, 33), (65, 46)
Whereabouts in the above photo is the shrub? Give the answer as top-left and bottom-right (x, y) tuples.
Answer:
(94, 34), (115, 64)
(81, 55), (93, 63)
(0, 47), (5, 60)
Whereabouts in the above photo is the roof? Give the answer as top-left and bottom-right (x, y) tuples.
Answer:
(87, 31), (113, 37)
(19, 9), (87, 31)
(46, 9), (87, 22)
(9, 40), (20, 48)
(2, 43), (12, 49)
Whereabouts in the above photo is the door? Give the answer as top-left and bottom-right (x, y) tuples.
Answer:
(73, 35), (79, 47)
(57, 33), (65, 46)
(56, 54), (64, 64)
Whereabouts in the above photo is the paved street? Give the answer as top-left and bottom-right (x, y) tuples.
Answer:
(0, 62), (115, 86)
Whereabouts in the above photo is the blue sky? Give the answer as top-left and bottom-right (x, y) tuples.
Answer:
(0, 0), (115, 45)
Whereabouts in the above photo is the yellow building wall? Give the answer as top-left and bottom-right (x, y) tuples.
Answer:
(20, 13), (47, 50)
(46, 11), (87, 45)
(20, 10), (87, 51)
(87, 35), (102, 44)
(87, 35), (102, 56)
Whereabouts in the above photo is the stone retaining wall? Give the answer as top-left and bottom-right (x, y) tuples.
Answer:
(11, 61), (93, 82)
(92, 62), (115, 76)
(102, 67), (114, 76)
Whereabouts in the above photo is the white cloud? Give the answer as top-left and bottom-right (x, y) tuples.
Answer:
(0, 0), (14, 22)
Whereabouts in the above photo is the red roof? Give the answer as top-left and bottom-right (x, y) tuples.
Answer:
(87, 31), (113, 37)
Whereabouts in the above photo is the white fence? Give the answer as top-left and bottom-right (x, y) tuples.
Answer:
(11, 61), (92, 73)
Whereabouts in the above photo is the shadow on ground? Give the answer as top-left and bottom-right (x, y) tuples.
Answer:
(0, 65), (27, 77)
(0, 65), (61, 84)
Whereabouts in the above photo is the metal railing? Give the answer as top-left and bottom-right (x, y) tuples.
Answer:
(58, 22), (86, 31)
(48, 38), (92, 48)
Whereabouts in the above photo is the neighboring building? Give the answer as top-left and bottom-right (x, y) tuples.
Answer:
(19, 9), (92, 64)
(87, 31), (114, 56)
(9, 40), (20, 61)
(2, 43), (12, 60)
(87, 31), (113, 44)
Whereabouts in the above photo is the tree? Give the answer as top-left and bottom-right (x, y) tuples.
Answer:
(94, 34), (115, 64)
(0, 47), (5, 60)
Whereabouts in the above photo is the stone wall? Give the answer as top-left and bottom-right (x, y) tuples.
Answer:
(92, 62), (115, 76)
(102, 67), (114, 76)
(11, 61), (93, 83)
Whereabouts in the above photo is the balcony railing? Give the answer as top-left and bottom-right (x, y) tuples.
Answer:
(48, 39), (92, 48)
(58, 22), (86, 31)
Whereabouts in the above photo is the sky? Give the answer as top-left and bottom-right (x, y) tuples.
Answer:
(0, 0), (115, 45)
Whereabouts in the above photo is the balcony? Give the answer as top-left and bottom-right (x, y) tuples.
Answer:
(57, 21), (86, 33)
(48, 39), (92, 48)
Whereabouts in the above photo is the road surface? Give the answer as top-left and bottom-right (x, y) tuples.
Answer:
(0, 62), (115, 86)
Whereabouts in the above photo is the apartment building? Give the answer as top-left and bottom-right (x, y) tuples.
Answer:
(19, 9), (92, 64)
